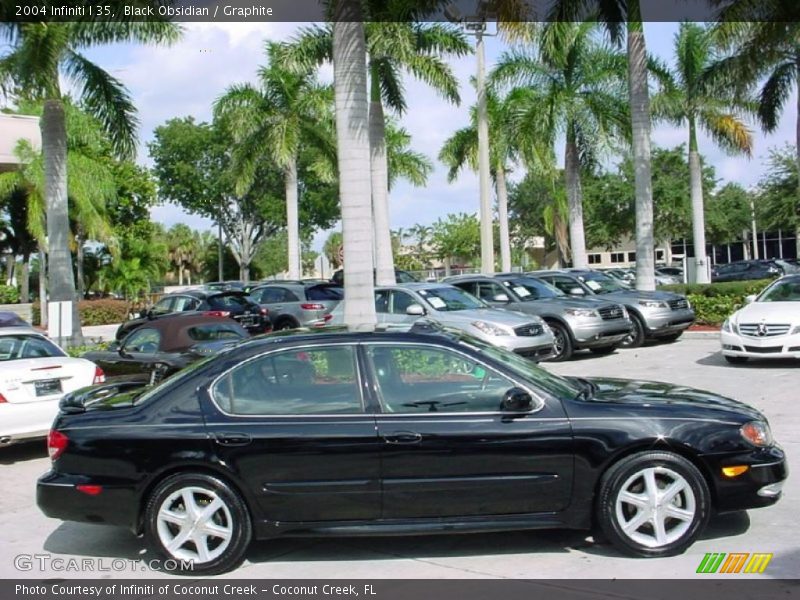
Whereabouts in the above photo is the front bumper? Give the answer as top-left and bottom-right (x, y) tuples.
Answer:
(702, 445), (788, 513)
(721, 330), (800, 359)
(639, 307), (695, 336)
(570, 319), (633, 348)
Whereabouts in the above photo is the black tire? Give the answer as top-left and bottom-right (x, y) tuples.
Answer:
(144, 473), (252, 575)
(659, 332), (683, 343)
(275, 318), (300, 331)
(724, 355), (749, 365)
(620, 313), (646, 349)
(595, 451), (710, 558)
(546, 321), (574, 362)
(589, 345), (616, 356)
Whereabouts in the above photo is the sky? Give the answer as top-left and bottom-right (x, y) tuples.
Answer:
(79, 21), (798, 251)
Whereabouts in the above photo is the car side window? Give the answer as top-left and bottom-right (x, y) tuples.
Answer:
(548, 277), (575, 294)
(212, 346), (362, 415)
(390, 291), (417, 315)
(453, 281), (477, 296)
(123, 328), (161, 354)
(375, 290), (390, 313)
(366, 345), (517, 414)
(172, 296), (198, 311)
(276, 288), (300, 302)
(151, 297), (173, 314)
(477, 282), (506, 302)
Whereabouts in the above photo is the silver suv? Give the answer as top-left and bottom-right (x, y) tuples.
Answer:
(528, 270), (695, 347)
(327, 283), (555, 361)
(249, 283), (343, 330)
(445, 275), (632, 361)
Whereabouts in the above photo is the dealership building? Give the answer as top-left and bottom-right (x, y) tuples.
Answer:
(0, 113), (40, 172)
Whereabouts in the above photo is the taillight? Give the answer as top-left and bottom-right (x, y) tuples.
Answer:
(301, 303), (325, 310)
(260, 308), (269, 315)
(47, 430), (68, 461)
(203, 310), (231, 318)
(324, 314), (333, 322)
(0, 392), (7, 403)
(93, 366), (106, 385)
(76, 484), (103, 496)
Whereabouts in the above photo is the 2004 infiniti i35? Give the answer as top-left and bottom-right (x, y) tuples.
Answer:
(37, 327), (787, 575)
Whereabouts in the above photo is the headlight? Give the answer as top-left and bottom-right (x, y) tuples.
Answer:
(722, 319), (733, 333)
(791, 325), (800, 335)
(564, 308), (598, 318)
(638, 300), (668, 309)
(471, 321), (510, 336)
(740, 421), (773, 447)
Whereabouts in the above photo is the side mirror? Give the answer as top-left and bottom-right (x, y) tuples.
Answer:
(106, 341), (120, 352)
(745, 294), (756, 304)
(139, 309), (149, 319)
(493, 293), (510, 303)
(406, 303), (426, 316)
(118, 345), (132, 359)
(568, 287), (586, 296)
(502, 387), (534, 412)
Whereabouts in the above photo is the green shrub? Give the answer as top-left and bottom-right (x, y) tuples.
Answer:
(32, 299), (129, 327)
(660, 280), (775, 326)
(66, 342), (110, 358)
(0, 285), (20, 304)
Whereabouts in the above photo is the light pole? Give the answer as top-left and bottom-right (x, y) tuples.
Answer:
(446, 2), (495, 274)
(750, 195), (759, 260)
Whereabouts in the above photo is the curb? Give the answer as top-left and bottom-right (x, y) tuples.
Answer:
(682, 330), (720, 339)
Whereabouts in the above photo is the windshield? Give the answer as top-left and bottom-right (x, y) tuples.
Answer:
(133, 350), (222, 406)
(502, 278), (564, 300)
(759, 279), (800, 302)
(0, 334), (66, 361)
(577, 272), (626, 294)
(458, 335), (580, 398)
(417, 287), (485, 311)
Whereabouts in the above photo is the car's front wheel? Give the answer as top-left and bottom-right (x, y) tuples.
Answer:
(145, 473), (252, 575)
(620, 314), (646, 349)
(595, 451), (710, 557)
(546, 322), (573, 362)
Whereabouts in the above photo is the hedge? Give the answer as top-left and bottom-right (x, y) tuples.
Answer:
(0, 285), (20, 304)
(661, 279), (774, 326)
(32, 299), (129, 327)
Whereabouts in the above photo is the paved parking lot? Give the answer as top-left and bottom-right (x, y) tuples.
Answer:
(1, 336), (796, 580)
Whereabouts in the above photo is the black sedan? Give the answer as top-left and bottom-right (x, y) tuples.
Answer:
(84, 314), (248, 383)
(38, 329), (786, 575)
(116, 290), (269, 340)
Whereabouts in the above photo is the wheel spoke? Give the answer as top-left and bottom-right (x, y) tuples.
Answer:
(192, 533), (212, 563)
(619, 490), (649, 509)
(652, 512), (669, 545)
(200, 520), (232, 541)
(158, 508), (187, 526)
(643, 468), (659, 501)
(166, 526), (193, 553)
(660, 480), (686, 505)
(664, 504), (694, 522)
(181, 489), (199, 519)
(197, 495), (224, 523)
(622, 510), (650, 535)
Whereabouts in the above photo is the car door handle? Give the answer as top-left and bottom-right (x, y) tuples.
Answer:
(213, 433), (252, 447)
(382, 431), (422, 444)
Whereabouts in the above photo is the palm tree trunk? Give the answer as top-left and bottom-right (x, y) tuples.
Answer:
(496, 161), (512, 272)
(76, 233), (85, 300)
(688, 119), (710, 283)
(627, 9), (656, 292)
(333, 7), (376, 326)
(795, 58), (800, 258)
(39, 246), (47, 328)
(42, 99), (82, 344)
(286, 157), (301, 280)
(476, 32), (494, 274)
(564, 125), (588, 269)
(20, 253), (30, 304)
(370, 66), (395, 286)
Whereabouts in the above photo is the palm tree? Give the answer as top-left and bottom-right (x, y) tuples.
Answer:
(440, 87), (545, 272)
(166, 224), (195, 286)
(0, 21), (181, 342)
(282, 18), (469, 285)
(491, 22), (629, 269)
(214, 42), (334, 281)
(710, 9), (800, 255)
(653, 23), (754, 284)
(332, 2), (376, 326)
(385, 120), (433, 189)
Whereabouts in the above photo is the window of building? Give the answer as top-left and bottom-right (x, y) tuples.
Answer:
(588, 254), (602, 264)
(627, 252), (636, 262)
(610, 253), (625, 264)
(655, 250), (665, 261)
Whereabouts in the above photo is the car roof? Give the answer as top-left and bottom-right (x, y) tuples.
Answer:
(0, 326), (46, 337)
(130, 314), (248, 352)
(388, 282), (459, 291)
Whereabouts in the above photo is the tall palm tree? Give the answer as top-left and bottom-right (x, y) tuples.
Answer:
(282, 18), (469, 285)
(214, 42), (334, 281)
(439, 89), (517, 272)
(710, 8), (800, 255)
(653, 23), (754, 284)
(332, 1), (376, 326)
(491, 22), (629, 269)
(0, 21), (180, 341)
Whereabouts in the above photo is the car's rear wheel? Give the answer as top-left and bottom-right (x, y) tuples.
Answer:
(596, 451), (710, 557)
(620, 314), (646, 348)
(589, 345), (616, 356)
(546, 322), (573, 362)
(276, 318), (300, 331)
(724, 355), (749, 365)
(145, 473), (251, 575)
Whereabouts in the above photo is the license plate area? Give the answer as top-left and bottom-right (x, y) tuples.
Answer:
(35, 379), (62, 396)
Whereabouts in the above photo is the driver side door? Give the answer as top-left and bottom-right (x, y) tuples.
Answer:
(100, 327), (163, 381)
(365, 343), (574, 519)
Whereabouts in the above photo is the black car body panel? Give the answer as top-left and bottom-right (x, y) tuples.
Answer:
(38, 330), (786, 544)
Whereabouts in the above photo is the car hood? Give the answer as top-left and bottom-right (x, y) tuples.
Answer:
(518, 297), (618, 310)
(433, 307), (541, 327)
(578, 377), (763, 421)
(731, 301), (800, 324)
(596, 289), (682, 303)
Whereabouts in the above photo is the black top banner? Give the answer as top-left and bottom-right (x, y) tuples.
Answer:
(4, 0), (800, 23)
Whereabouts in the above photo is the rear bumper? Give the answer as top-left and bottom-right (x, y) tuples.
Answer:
(37, 471), (140, 531)
(702, 445), (788, 513)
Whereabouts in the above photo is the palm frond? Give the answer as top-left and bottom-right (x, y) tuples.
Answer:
(701, 110), (754, 156)
(757, 60), (796, 132)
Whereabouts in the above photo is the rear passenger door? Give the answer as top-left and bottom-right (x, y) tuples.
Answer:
(203, 344), (381, 523)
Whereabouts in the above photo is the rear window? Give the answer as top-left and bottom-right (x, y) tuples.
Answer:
(0, 335), (66, 361)
(207, 294), (251, 309)
(187, 324), (247, 341)
(306, 285), (343, 301)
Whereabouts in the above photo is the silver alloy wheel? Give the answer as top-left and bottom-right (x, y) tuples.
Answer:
(156, 486), (233, 563)
(552, 328), (565, 356)
(614, 466), (696, 548)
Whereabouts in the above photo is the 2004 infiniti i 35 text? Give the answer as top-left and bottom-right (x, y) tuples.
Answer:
(37, 328), (787, 575)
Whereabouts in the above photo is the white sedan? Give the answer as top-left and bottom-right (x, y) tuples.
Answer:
(721, 275), (800, 364)
(0, 328), (104, 446)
